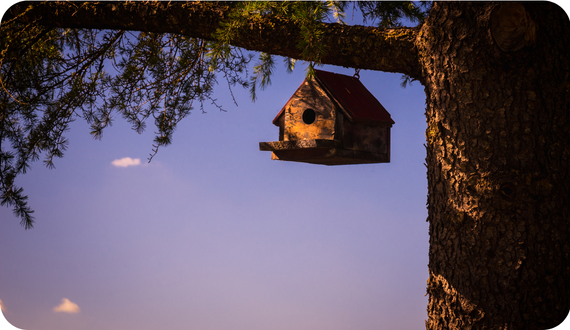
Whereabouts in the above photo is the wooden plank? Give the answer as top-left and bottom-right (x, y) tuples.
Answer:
(269, 147), (390, 165)
(259, 139), (340, 151)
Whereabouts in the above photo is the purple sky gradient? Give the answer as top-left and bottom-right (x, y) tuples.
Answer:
(0, 65), (428, 330)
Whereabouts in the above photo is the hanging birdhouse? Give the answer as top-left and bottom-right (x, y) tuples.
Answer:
(259, 70), (394, 165)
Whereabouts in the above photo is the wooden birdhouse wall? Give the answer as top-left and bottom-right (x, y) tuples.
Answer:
(282, 80), (337, 142)
(342, 121), (390, 154)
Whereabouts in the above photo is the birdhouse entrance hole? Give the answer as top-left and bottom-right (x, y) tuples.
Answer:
(259, 70), (394, 165)
(302, 109), (316, 124)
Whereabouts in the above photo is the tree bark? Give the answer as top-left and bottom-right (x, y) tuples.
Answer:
(5, 1), (421, 77)
(418, 2), (570, 328)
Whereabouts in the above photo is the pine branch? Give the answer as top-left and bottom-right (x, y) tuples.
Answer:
(7, 1), (422, 78)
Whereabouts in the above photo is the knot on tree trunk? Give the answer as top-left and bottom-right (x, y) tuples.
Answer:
(490, 3), (536, 52)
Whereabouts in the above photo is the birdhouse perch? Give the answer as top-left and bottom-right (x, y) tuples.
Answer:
(259, 70), (394, 165)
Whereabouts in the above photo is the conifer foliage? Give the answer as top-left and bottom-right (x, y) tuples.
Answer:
(0, 1), (427, 228)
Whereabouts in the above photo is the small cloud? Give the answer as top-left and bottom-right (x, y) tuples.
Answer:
(111, 157), (141, 168)
(0, 298), (5, 312)
(53, 298), (80, 314)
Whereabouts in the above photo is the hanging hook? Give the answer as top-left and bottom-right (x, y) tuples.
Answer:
(353, 68), (360, 79)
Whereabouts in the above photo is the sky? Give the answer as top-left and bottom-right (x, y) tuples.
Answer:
(1, 2), (569, 330)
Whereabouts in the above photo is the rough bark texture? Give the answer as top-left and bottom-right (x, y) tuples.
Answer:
(5, 1), (421, 77)
(4, 1), (570, 329)
(418, 2), (570, 329)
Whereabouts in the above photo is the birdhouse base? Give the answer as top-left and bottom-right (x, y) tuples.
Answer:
(259, 139), (389, 165)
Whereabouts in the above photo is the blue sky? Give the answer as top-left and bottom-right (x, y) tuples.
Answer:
(0, 60), (429, 330)
(1, 2), (569, 330)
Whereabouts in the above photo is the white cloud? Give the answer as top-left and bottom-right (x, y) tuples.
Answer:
(53, 298), (80, 314)
(111, 157), (141, 167)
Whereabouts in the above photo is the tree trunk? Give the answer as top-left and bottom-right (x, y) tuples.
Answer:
(418, 2), (570, 329)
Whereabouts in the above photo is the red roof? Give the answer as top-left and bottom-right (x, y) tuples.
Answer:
(273, 70), (394, 125)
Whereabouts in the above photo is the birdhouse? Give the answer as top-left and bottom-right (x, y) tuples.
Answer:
(259, 70), (394, 165)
